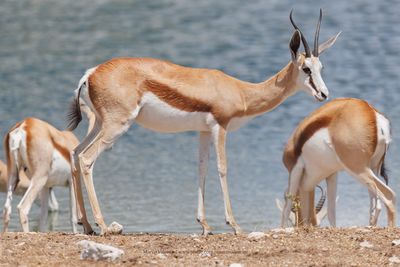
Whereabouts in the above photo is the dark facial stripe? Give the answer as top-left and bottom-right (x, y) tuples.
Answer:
(309, 75), (318, 92)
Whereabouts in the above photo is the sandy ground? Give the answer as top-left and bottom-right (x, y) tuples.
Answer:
(1, 228), (400, 266)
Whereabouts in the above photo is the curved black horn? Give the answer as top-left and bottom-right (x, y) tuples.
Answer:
(315, 185), (326, 213)
(290, 10), (311, 57)
(313, 9), (323, 56)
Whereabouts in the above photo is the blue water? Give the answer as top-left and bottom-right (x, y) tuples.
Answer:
(0, 0), (400, 233)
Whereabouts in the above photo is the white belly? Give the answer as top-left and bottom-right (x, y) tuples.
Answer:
(300, 128), (342, 191)
(135, 93), (212, 133)
(47, 150), (70, 187)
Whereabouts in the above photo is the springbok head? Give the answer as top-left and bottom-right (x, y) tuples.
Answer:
(288, 9), (341, 101)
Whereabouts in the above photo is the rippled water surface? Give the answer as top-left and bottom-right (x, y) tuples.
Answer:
(1, 0), (400, 233)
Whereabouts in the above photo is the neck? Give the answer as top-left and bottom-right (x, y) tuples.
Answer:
(242, 62), (299, 116)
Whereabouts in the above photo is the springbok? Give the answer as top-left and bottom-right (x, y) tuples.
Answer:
(2, 104), (94, 232)
(67, 10), (340, 235)
(281, 98), (395, 228)
(0, 160), (59, 212)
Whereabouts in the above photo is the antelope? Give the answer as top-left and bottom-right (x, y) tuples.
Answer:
(2, 104), (94, 233)
(67, 10), (340, 235)
(281, 98), (395, 228)
(0, 160), (60, 212)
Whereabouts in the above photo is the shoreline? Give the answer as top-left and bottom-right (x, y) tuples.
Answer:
(1, 227), (400, 266)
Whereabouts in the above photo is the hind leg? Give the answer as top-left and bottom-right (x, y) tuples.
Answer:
(17, 173), (48, 232)
(353, 169), (396, 227)
(3, 168), (19, 232)
(78, 120), (134, 235)
(38, 187), (49, 232)
(326, 173), (337, 227)
(71, 119), (103, 234)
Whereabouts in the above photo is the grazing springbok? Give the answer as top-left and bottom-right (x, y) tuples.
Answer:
(281, 98), (395, 228)
(0, 160), (60, 212)
(67, 10), (340, 235)
(2, 104), (94, 232)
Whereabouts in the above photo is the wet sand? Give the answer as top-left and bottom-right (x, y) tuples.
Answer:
(1, 227), (400, 266)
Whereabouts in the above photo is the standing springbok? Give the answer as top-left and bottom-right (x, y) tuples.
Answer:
(2, 104), (94, 232)
(0, 160), (60, 212)
(67, 10), (340, 235)
(281, 98), (395, 228)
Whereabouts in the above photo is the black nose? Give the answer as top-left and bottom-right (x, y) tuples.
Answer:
(320, 92), (327, 99)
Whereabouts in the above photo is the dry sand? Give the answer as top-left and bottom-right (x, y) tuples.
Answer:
(1, 227), (400, 266)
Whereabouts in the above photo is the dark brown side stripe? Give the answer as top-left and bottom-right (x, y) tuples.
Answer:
(294, 116), (332, 158)
(143, 80), (212, 113)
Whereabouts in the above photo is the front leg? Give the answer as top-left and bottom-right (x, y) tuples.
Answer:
(281, 163), (303, 228)
(197, 132), (212, 235)
(212, 125), (242, 235)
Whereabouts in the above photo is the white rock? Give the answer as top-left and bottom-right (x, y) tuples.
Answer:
(157, 253), (167, 260)
(389, 256), (400, 264)
(247, 232), (266, 240)
(392, 240), (400, 246)
(360, 241), (373, 248)
(199, 251), (212, 258)
(108, 221), (123, 235)
(284, 227), (295, 234)
(229, 263), (243, 267)
(272, 234), (279, 239)
(77, 240), (124, 261)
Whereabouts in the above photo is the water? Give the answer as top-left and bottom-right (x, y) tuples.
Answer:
(0, 0), (399, 233)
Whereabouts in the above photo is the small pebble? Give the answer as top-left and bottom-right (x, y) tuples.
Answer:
(157, 253), (167, 260)
(389, 256), (400, 264)
(360, 241), (373, 248)
(247, 232), (266, 240)
(199, 251), (211, 258)
(392, 240), (400, 246)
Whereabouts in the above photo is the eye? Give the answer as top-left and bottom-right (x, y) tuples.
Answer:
(302, 67), (311, 75)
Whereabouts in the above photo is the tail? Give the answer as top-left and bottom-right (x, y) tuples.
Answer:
(66, 82), (83, 131)
(380, 154), (389, 185)
(4, 126), (22, 192)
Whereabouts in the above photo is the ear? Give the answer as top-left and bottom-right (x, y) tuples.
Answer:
(318, 31), (341, 55)
(289, 30), (301, 62)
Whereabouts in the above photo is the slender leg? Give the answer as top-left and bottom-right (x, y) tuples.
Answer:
(354, 169), (396, 227)
(3, 169), (18, 232)
(326, 173), (337, 227)
(281, 163), (303, 228)
(212, 125), (242, 234)
(39, 188), (49, 232)
(17, 175), (47, 232)
(368, 190), (380, 226)
(48, 188), (59, 212)
(69, 179), (78, 233)
(70, 120), (103, 235)
(78, 121), (132, 235)
(369, 166), (381, 226)
(197, 131), (212, 235)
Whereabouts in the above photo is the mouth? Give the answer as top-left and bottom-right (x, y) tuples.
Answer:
(308, 76), (327, 102)
(314, 93), (326, 102)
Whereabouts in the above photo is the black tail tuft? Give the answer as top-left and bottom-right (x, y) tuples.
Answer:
(66, 82), (83, 131)
(380, 157), (389, 185)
